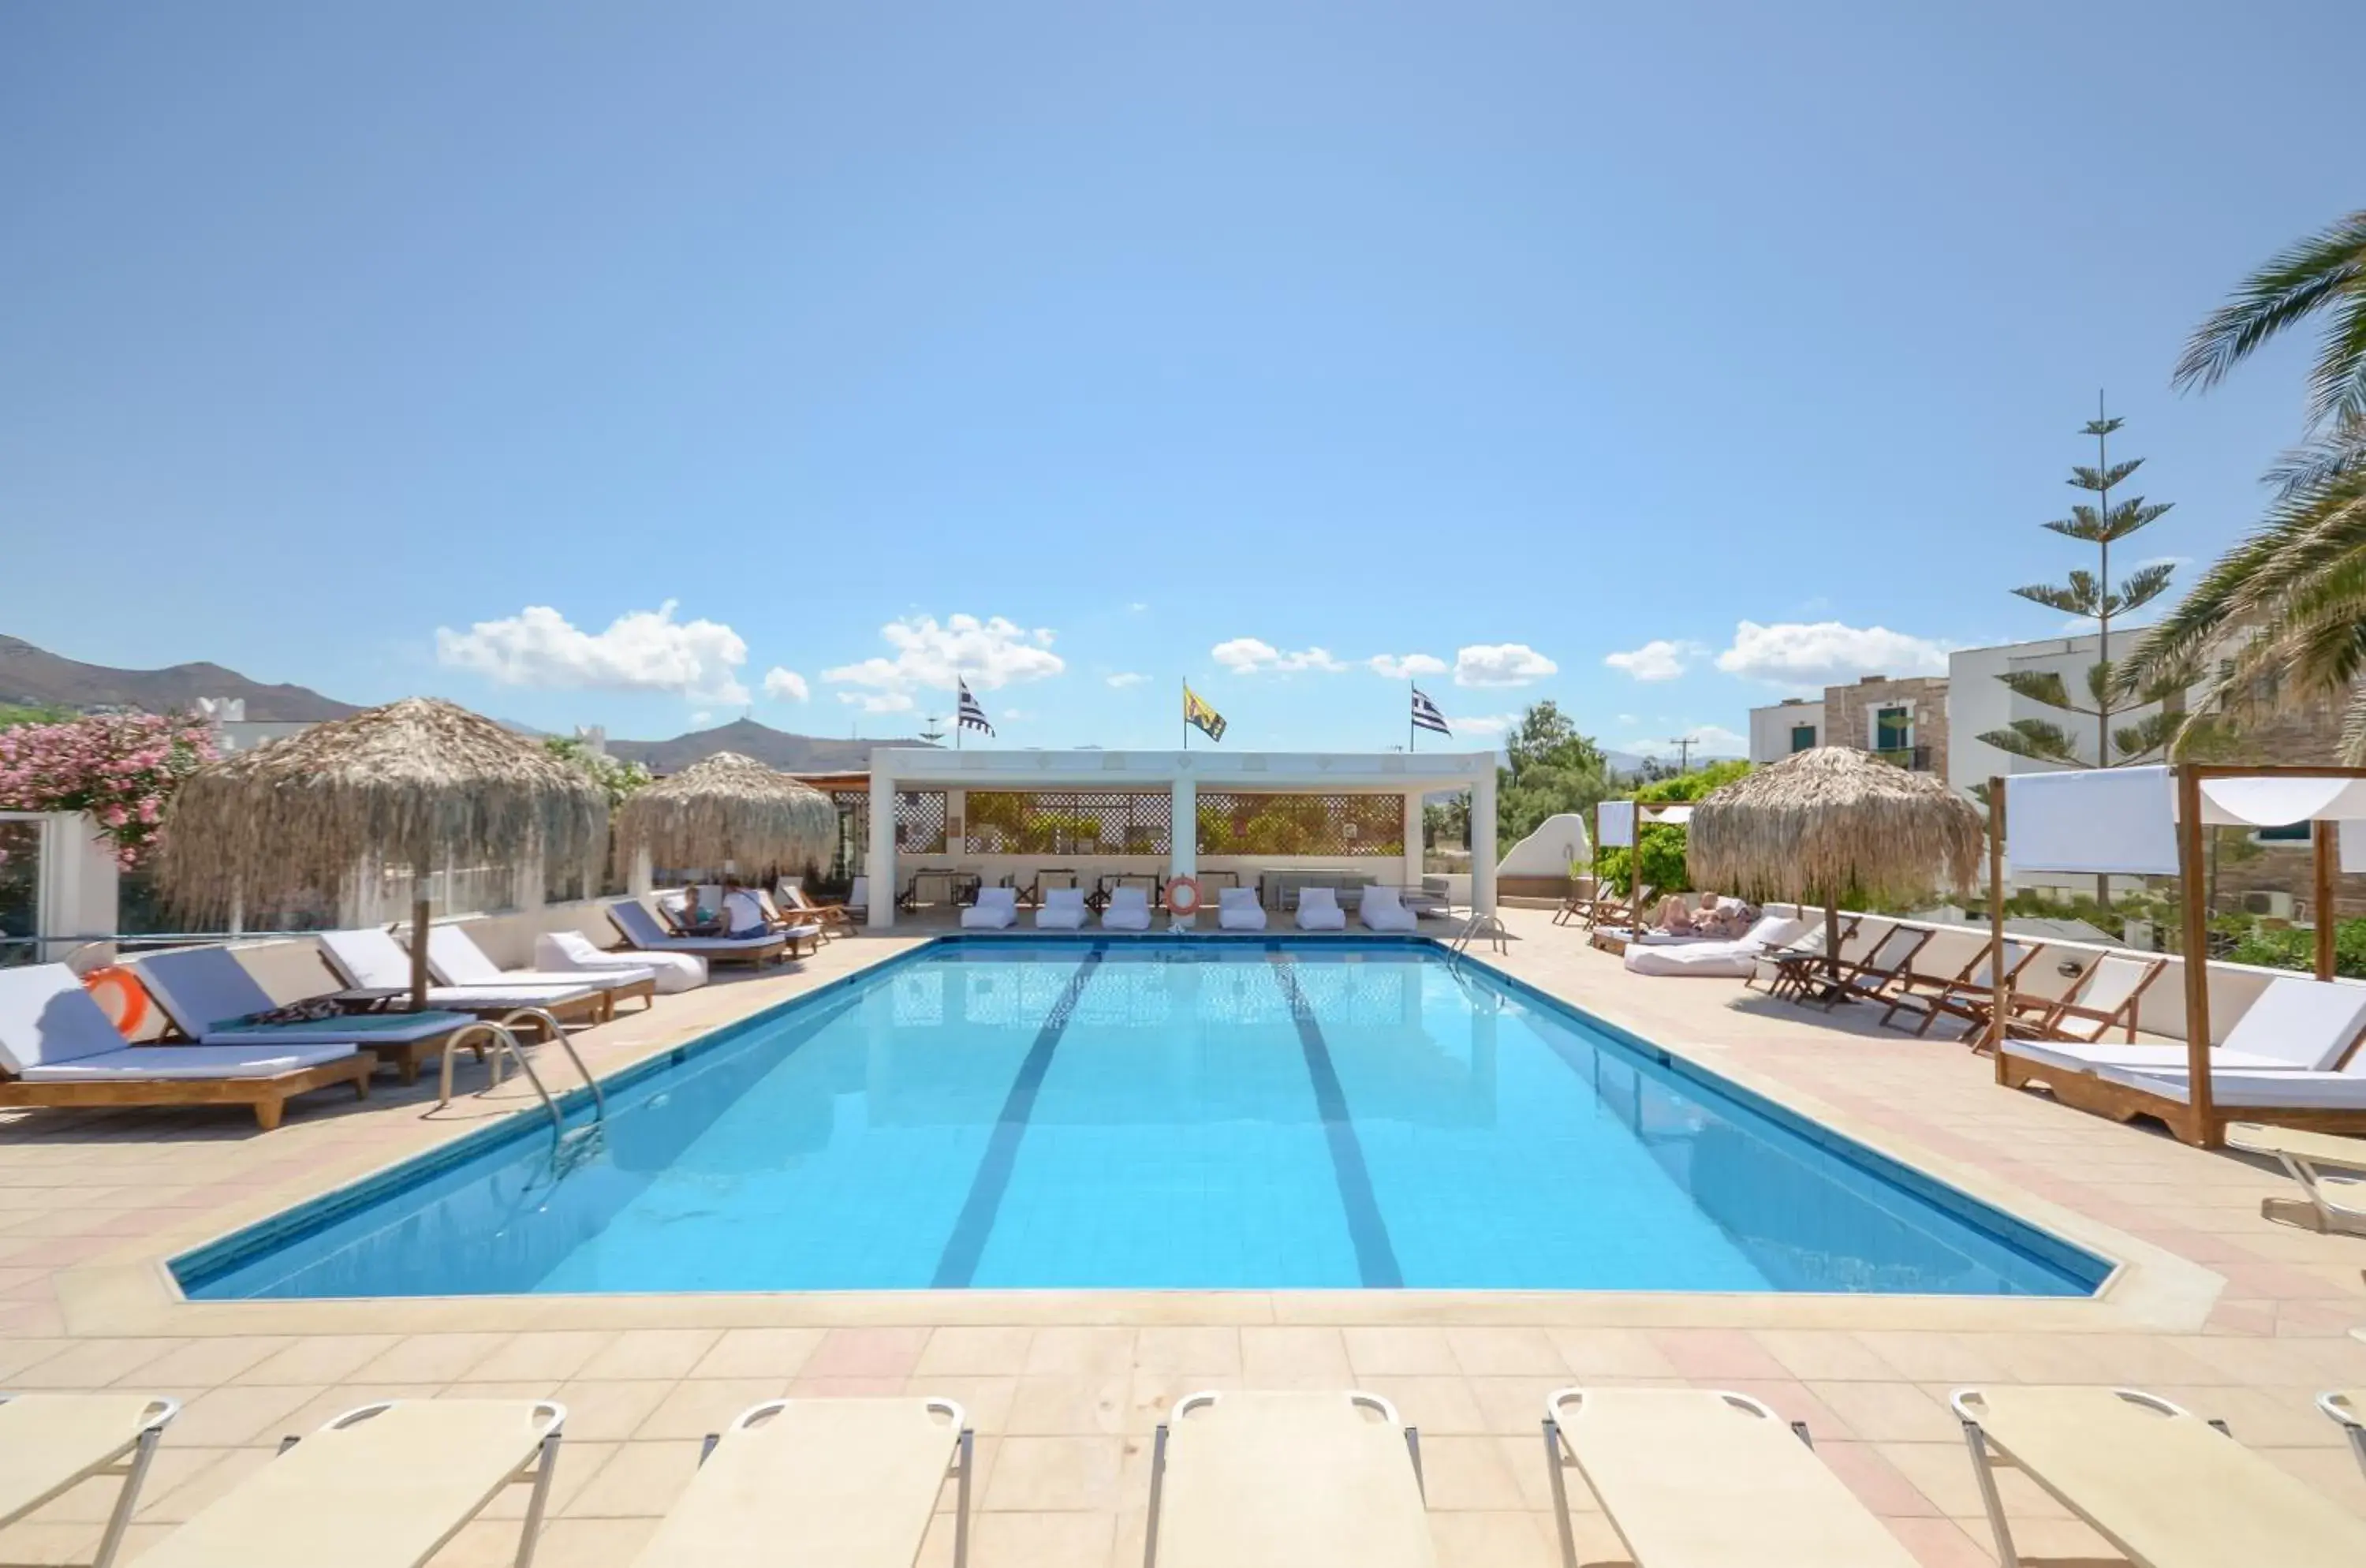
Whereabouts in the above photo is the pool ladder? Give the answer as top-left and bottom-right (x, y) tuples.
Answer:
(1449, 913), (1509, 963)
(482, 1008), (608, 1156)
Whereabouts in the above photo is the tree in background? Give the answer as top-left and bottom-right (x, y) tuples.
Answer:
(1494, 700), (1613, 848)
(1595, 760), (1751, 895)
(544, 736), (653, 808)
(0, 712), (216, 866)
(0, 703), (73, 731)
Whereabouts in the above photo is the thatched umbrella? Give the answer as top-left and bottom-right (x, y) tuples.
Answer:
(611, 751), (836, 883)
(159, 697), (606, 1009)
(1687, 747), (1983, 980)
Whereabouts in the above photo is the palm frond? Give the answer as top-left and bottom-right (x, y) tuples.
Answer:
(2174, 211), (2366, 422)
(2116, 562), (2176, 615)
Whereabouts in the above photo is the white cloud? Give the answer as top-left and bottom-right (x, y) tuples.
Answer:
(1616, 713), (1638, 726)
(838, 691), (916, 714)
(435, 601), (752, 704)
(1105, 671), (1150, 689)
(823, 613), (1065, 702)
(689, 711), (711, 726)
(1454, 713), (1519, 736)
(1603, 639), (1702, 682)
(1368, 652), (1450, 679)
(1714, 619), (1950, 688)
(1211, 637), (1348, 675)
(1625, 724), (1748, 759)
(1127, 601), (1150, 613)
(999, 707), (1032, 721)
(761, 666), (809, 702)
(1454, 643), (1558, 688)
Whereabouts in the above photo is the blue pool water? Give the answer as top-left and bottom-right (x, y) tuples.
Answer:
(176, 940), (2107, 1298)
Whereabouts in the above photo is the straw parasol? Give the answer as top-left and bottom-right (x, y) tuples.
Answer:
(159, 697), (607, 1009)
(611, 751), (837, 882)
(1687, 746), (1984, 979)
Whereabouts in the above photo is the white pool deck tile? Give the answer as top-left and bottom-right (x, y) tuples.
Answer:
(1, 908), (2362, 1566)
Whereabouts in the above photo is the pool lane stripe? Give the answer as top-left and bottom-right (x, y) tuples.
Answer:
(931, 947), (1106, 1288)
(1270, 955), (1403, 1288)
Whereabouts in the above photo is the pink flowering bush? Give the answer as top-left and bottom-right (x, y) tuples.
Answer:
(0, 713), (217, 868)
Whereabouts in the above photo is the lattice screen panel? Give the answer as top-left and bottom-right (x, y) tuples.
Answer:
(827, 790), (868, 881)
(893, 790), (948, 855)
(1195, 792), (1405, 857)
(962, 790), (1171, 855)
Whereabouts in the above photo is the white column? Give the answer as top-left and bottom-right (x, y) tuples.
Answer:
(36, 813), (118, 964)
(868, 768), (897, 928)
(629, 845), (655, 896)
(1472, 768), (1498, 914)
(1402, 791), (1424, 890)
(1170, 775), (1196, 925)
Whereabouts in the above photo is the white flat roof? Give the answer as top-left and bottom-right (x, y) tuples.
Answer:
(870, 747), (1495, 790)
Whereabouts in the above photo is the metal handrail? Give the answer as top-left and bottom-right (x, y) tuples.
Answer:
(495, 1006), (606, 1123)
(440, 1021), (562, 1136)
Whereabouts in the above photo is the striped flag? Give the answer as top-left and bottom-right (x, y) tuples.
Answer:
(957, 678), (994, 737)
(1411, 686), (1452, 737)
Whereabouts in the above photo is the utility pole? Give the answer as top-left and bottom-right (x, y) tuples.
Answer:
(919, 714), (947, 748)
(1666, 734), (1698, 774)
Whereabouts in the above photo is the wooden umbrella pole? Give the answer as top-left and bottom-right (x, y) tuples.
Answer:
(1823, 893), (1840, 985)
(2174, 764), (2217, 1145)
(1987, 775), (2008, 1065)
(2316, 821), (2337, 981)
(409, 825), (433, 1014)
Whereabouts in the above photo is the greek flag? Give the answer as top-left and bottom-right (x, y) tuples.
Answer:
(1411, 686), (1451, 737)
(957, 678), (994, 737)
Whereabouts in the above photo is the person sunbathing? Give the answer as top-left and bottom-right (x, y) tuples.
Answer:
(1650, 894), (1702, 935)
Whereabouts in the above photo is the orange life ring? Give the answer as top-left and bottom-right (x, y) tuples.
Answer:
(1166, 876), (1203, 915)
(82, 966), (151, 1036)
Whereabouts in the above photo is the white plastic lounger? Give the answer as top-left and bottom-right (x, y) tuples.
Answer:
(1358, 886), (1419, 933)
(1103, 886), (1154, 931)
(1218, 887), (1267, 932)
(2228, 1124), (2366, 1234)
(1543, 1387), (1915, 1568)
(1295, 887), (1347, 932)
(0, 965), (371, 1129)
(1952, 1385), (2366, 1568)
(961, 886), (1018, 930)
(131, 1399), (564, 1568)
(0, 1394), (179, 1568)
(316, 929), (607, 1018)
(606, 899), (786, 965)
(2321, 1390), (2366, 1479)
(629, 1398), (972, 1568)
(1144, 1391), (1434, 1568)
(2004, 973), (2366, 1081)
(1625, 915), (1810, 980)
(535, 928), (705, 993)
(422, 924), (657, 1008)
(1036, 887), (1089, 930)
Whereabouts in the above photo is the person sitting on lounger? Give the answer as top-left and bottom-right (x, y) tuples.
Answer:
(1649, 894), (1700, 935)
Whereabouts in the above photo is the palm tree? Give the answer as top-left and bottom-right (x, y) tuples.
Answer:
(2119, 211), (2366, 755)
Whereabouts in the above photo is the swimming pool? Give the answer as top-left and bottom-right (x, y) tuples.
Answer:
(176, 939), (2107, 1298)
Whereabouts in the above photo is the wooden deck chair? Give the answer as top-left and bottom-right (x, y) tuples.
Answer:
(775, 881), (854, 937)
(130, 1399), (564, 1568)
(0, 1394), (178, 1568)
(629, 1398), (972, 1568)
(1585, 883), (1653, 932)
(1952, 1385), (2366, 1568)
(1144, 1391), (1435, 1568)
(2001, 951), (2168, 1047)
(1542, 1387), (1916, 1568)
(1816, 924), (1934, 1011)
(2320, 1391), (2366, 1480)
(2227, 1123), (2366, 1235)
(1879, 938), (2043, 1038)
(1745, 913), (1853, 994)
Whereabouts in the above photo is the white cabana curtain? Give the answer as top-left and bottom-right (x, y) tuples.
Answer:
(1598, 800), (1636, 848)
(1644, 803), (1694, 826)
(2005, 766), (2178, 875)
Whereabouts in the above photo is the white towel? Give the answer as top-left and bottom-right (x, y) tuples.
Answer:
(2006, 766), (2177, 875)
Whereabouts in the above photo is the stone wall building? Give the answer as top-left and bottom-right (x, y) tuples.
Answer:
(1820, 674), (1949, 777)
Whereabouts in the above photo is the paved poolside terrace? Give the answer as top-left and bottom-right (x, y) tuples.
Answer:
(2, 909), (2362, 1566)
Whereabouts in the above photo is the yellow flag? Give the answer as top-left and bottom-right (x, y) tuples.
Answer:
(1184, 685), (1227, 742)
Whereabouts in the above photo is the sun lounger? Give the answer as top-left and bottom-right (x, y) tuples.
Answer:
(2001, 951), (2168, 1047)
(1623, 914), (1812, 980)
(1799, 923), (1931, 1010)
(419, 924), (658, 1014)
(629, 1398), (972, 1568)
(1036, 887), (1089, 930)
(1103, 886), (1155, 931)
(719, 891), (820, 956)
(1542, 1387), (1916, 1568)
(1144, 1391), (1435, 1568)
(748, 889), (835, 947)
(961, 886), (1018, 930)
(129, 946), (479, 1086)
(1358, 886), (1420, 933)
(2226, 1123), (2366, 1234)
(535, 928), (706, 993)
(776, 881), (854, 937)
(1217, 886), (1267, 931)
(1951, 1385), (2366, 1568)
(1581, 883), (1653, 932)
(607, 899), (788, 966)
(1296, 886), (1348, 932)
(129, 1398), (564, 1568)
(0, 965), (372, 1129)
(2320, 1390), (2366, 1479)
(1879, 938), (2042, 1037)
(315, 928), (614, 1028)
(1748, 913), (1867, 994)
(0, 1393), (178, 1568)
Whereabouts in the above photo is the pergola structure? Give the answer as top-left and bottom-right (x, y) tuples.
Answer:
(860, 748), (1499, 928)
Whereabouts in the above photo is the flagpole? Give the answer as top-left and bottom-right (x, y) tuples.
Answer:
(1182, 678), (1189, 751)
(1409, 678), (1415, 753)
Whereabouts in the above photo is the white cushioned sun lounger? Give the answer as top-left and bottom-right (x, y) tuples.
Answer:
(1145, 1391), (1435, 1568)
(607, 900), (786, 965)
(0, 1393), (179, 1568)
(1103, 886), (1154, 931)
(1543, 1387), (1916, 1568)
(2227, 1123), (2366, 1234)
(131, 1399), (565, 1568)
(1951, 1385), (2366, 1568)
(423, 924), (656, 1003)
(1296, 887), (1347, 931)
(1036, 887), (1089, 930)
(961, 886), (1019, 929)
(536, 928), (705, 993)
(129, 947), (475, 1046)
(316, 929), (606, 1016)
(2005, 973), (2366, 1080)
(1218, 887), (1267, 931)
(1625, 915), (1810, 980)
(629, 1398), (972, 1568)
(1358, 886), (1419, 933)
(2321, 1390), (2366, 1479)
(2094, 1061), (2366, 1108)
(0, 965), (371, 1129)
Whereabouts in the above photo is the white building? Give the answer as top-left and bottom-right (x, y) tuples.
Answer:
(1946, 631), (2179, 797)
(1746, 697), (1824, 765)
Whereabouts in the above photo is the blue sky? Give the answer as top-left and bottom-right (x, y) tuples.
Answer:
(4, 2), (2360, 757)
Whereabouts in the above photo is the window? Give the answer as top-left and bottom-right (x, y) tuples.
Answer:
(1789, 724), (1816, 752)
(1874, 706), (1911, 752)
